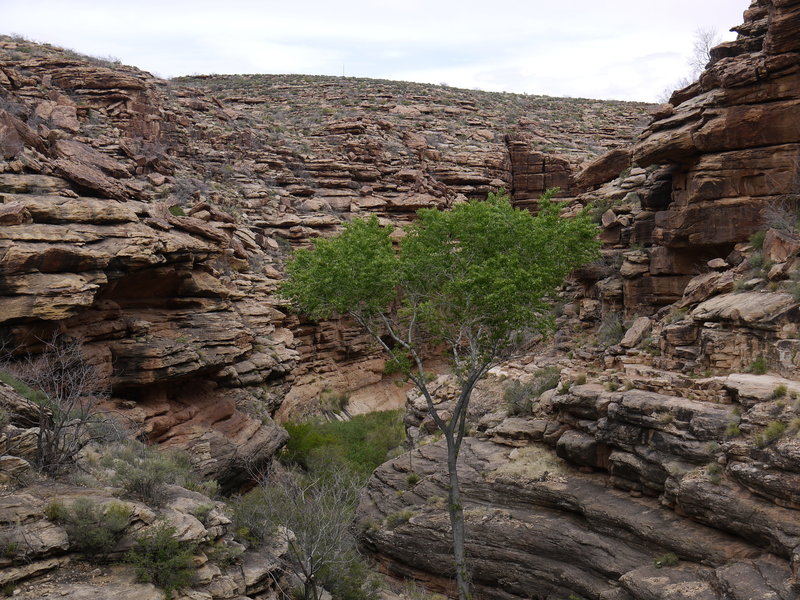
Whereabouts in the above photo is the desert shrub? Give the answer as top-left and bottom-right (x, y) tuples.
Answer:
(45, 498), (131, 562)
(749, 230), (766, 250)
(281, 410), (404, 476)
(126, 522), (196, 599)
(231, 468), (375, 600)
(406, 472), (421, 487)
(747, 250), (765, 269)
(102, 441), (194, 506)
(725, 421), (741, 437)
(318, 388), (350, 413)
(168, 205), (185, 217)
(772, 384), (788, 399)
(0, 334), (114, 475)
(385, 509), (414, 530)
(746, 356), (768, 375)
(706, 462), (723, 485)
(504, 367), (561, 416)
(204, 539), (243, 568)
(504, 380), (534, 415)
(653, 552), (679, 568)
(755, 421), (786, 447)
(598, 313), (626, 347)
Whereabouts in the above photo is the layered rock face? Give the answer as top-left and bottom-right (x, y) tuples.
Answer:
(574, 0), (800, 316)
(0, 35), (651, 481)
(358, 2), (800, 598)
(0, 42), (296, 485)
(0, 481), (288, 599)
(359, 372), (799, 600)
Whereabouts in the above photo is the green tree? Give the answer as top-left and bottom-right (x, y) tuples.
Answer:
(281, 190), (599, 600)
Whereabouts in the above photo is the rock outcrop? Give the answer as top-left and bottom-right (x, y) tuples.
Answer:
(357, 2), (800, 599)
(0, 34), (651, 478)
(572, 0), (800, 316)
(0, 481), (287, 599)
(359, 368), (799, 600)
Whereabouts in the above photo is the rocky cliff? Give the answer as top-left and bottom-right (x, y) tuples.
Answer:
(357, 1), (800, 598)
(0, 34), (650, 488)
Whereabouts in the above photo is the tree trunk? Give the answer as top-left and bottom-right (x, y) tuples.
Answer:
(446, 435), (471, 600)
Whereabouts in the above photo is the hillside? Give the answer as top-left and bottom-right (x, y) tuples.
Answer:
(2, 0), (800, 598)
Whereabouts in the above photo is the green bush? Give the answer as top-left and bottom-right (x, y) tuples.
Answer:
(598, 313), (626, 347)
(385, 510), (413, 530)
(503, 367), (561, 416)
(755, 421), (786, 447)
(749, 230), (766, 250)
(653, 552), (679, 568)
(204, 540), (243, 568)
(229, 488), (273, 547)
(45, 498), (131, 562)
(725, 421), (741, 437)
(281, 410), (405, 476)
(102, 441), (195, 506)
(772, 384), (788, 399)
(126, 522), (196, 599)
(746, 356), (768, 375)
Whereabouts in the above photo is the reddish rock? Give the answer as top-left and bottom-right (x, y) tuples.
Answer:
(572, 148), (631, 191)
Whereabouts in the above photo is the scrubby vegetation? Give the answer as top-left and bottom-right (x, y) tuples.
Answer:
(45, 498), (131, 562)
(126, 522), (197, 599)
(100, 440), (202, 506)
(280, 410), (405, 476)
(504, 367), (561, 415)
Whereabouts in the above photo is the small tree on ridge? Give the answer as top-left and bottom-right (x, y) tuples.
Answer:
(281, 190), (599, 600)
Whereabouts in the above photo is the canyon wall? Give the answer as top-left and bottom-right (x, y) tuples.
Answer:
(0, 37), (650, 485)
(357, 1), (800, 598)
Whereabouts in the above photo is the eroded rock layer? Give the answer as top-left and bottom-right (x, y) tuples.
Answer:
(0, 34), (650, 481)
(573, 0), (800, 316)
(358, 1), (800, 598)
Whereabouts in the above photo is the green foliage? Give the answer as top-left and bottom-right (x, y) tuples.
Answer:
(653, 552), (680, 568)
(126, 522), (196, 599)
(102, 441), (195, 506)
(598, 313), (626, 347)
(749, 230), (766, 250)
(282, 191), (600, 372)
(725, 421), (741, 437)
(168, 205), (186, 217)
(204, 539), (243, 568)
(746, 356), (768, 375)
(772, 384), (788, 399)
(406, 472), (421, 487)
(282, 216), (398, 320)
(45, 498), (131, 562)
(281, 410), (405, 476)
(0, 370), (47, 404)
(504, 367), (561, 416)
(385, 509), (414, 530)
(755, 421), (786, 447)
(706, 462), (723, 485)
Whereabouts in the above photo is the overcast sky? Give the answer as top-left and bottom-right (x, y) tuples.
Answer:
(2, 0), (750, 102)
